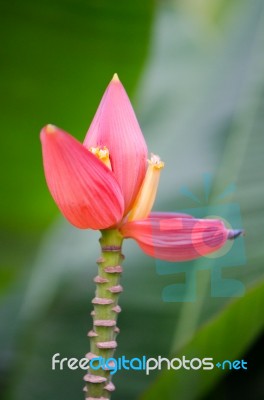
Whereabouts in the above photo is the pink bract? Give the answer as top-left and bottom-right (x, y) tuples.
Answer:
(83, 75), (147, 215)
(40, 126), (124, 229)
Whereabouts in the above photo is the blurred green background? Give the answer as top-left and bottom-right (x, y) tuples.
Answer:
(1, 0), (264, 399)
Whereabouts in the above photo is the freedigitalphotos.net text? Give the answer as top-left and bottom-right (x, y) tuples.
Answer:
(52, 354), (247, 375)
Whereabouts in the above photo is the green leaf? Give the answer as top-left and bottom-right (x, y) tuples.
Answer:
(140, 0), (264, 398)
(140, 280), (264, 400)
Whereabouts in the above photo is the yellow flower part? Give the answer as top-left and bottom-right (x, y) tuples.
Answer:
(128, 153), (164, 221)
(90, 146), (112, 170)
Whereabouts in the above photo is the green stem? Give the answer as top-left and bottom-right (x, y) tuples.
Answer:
(84, 228), (124, 399)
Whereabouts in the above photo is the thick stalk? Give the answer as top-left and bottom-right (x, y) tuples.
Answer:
(84, 228), (124, 399)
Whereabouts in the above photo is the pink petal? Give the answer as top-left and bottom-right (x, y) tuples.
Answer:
(120, 215), (230, 261)
(83, 75), (147, 214)
(149, 211), (194, 219)
(40, 125), (124, 229)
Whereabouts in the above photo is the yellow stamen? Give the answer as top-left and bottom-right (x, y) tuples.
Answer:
(128, 153), (164, 222)
(90, 146), (112, 170)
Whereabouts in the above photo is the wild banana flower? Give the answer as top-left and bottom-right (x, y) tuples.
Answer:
(40, 74), (243, 399)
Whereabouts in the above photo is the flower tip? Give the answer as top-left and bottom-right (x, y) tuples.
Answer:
(112, 73), (120, 82)
(227, 229), (245, 240)
(45, 124), (57, 134)
(40, 124), (59, 141)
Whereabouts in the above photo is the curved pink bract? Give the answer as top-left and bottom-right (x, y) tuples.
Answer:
(120, 214), (229, 261)
(41, 126), (124, 229)
(83, 77), (147, 215)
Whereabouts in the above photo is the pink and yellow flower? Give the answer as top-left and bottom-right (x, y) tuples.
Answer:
(40, 74), (242, 262)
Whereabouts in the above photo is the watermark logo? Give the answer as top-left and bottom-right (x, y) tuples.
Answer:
(51, 353), (248, 374)
(155, 174), (246, 302)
